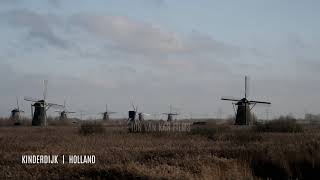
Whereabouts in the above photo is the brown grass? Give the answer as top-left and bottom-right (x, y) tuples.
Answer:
(254, 119), (303, 133)
(79, 121), (105, 135)
(0, 119), (320, 179)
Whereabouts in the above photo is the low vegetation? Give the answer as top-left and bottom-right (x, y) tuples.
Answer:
(0, 118), (320, 179)
(254, 119), (303, 133)
(79, 121), (105, 135)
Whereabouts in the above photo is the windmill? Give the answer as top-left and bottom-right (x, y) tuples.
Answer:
(55, 100), (75, 121)
(128, 102), (137, 123)
(221, 76), (271, 125)
(10, 97), (24, 124)
(100, 104), (116, 121)
(163, 105), (179, 122)
(128, 102), (150, 122)
(138, 112), (150, 121)
(24, 80), (64, 126)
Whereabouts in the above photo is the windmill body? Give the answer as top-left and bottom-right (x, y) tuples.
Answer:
(32, 100), (46, 126)
(234, 98), (251, 125)
(10, 98), (24, 124)
(221, 76), (271, 125)
(59, 111), (68, 120)
(103, 112), (110, 121)
(11, 108), (23, 125)
(11, 109), (21, 120)
(138, 113), (144, 121)
(128, 110), (136, 122)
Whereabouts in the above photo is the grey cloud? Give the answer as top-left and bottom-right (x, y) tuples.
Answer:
(69, 14), (186, 54)
(27, 29), (67, 48)
(2, 9), (68, 48)
(0, 0), (20, 5)
(138, 0), (166, 7)
(69, 14), (239, 58)
(2, 9), (242, 71)
(47, 0), (60, 8)
(187, 31), (241, 57)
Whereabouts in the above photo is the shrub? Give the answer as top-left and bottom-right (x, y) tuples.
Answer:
(255, 119), (303, 133)
(79, 121), (105, 135)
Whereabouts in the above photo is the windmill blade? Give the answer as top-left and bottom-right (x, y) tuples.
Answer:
(108, 112), (117, 114)
(48, 103), (64, 109)
(43, 80), (48, 101)
(249, 100), (271, 104)
(66, 111), (76, 114)
(24, 96), (40, 102)
(33, 103), (45, 108)
(254, 103), (272, 109)
(221, 96), (241, 102)
(130, 101), (136, 111)
(16, 97), (19, 110)
(30, 104), (33, 119)
(245, 76), (250, 98)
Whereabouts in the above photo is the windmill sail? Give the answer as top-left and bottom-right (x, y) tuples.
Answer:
(24, 97), (40, 102)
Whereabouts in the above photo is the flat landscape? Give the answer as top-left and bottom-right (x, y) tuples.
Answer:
(1, 119), (320, 179)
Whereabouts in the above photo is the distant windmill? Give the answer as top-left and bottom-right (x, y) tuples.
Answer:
(138, 112), (150, 121)
(163, 105), (179, 122)
(128, 102), (149, 122)
(100, 104), (116, 121)
(24, 80), (64, 126)
(128, 102), (137, 123)
(221, 76), (271, 125)
(55, 100), (75, 121)
(10, 97), (24, 124)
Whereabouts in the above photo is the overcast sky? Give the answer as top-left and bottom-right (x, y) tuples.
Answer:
(0, 0), (319, 119)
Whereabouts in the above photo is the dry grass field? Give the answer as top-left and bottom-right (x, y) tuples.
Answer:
(1, 119), (320, 179)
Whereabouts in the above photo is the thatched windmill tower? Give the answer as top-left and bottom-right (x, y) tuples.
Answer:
(221, 76), (271, 125)
(10, 97), (24, 125)
(24, 80), (64, 126)
(56, 100), (75, 121)
(163, 105), (179, 122)
(100, 104), (116, 121)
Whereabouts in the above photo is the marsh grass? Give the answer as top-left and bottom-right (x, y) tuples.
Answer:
(0, 118), (320, 179)
(254, 119), (303, 133)
(79, 121), (105, 135)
